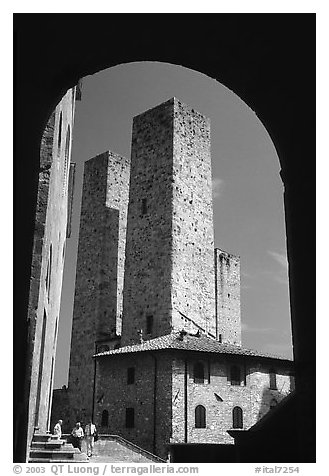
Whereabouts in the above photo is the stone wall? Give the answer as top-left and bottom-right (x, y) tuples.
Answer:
(172, 99), (216, 338)
(95, 351), (293, 458)
(215, 249), (241, 345)
(121, 98), (216, 345)
(50, 386), (71, 434)
(95, 353), (172, 460)
(68, 152), (130, 425)
(171, 355), (292, 445)
(27, 87), (77, 454)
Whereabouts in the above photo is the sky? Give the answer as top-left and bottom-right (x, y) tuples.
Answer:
(54, 61), (292, 389)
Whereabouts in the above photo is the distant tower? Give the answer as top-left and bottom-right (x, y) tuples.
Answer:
(121, 98), (216, 345)
(68, 151), (130, 421)
(215, 248), (241, 345)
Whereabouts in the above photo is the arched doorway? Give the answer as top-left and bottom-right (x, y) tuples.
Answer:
(14, 14), (315, 462)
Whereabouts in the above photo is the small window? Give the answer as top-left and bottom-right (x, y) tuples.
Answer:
(233, 406), (243, 428)
(230, 365), (241, 386)
(57, 112), (62, 150)
(146, 315), (153, 335)
(98, 344), (110, 353)
(101, 409), (109, 427)
(270, 399), (277, 410)
(194, 362), (205, 384)
(125, 408), (135, 428)
(127, 367), (135, 385)
(269, 369), (277, 390)
(46, 244), (53, 300)
(63, 126), (71, 192)
(195, 405), (206, 428)
(141, 198), (147, 215)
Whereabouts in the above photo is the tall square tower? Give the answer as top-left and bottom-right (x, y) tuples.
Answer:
(121, 98), (216, 345)
(68, 151), (130, 421)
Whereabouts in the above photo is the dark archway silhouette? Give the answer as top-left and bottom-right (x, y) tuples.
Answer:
(14, 14), (315, 462)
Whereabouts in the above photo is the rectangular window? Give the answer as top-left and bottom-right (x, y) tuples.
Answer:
(125, 408), (135, 428)
(230, 365), (241, 386)
(127, 367), (135, 385)
(146, 315), (153, 335)
(142, 198), (147, 215)
(269, 370), (277, 390)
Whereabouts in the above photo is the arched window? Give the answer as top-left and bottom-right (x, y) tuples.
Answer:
(230, 365), (241, 386)
(194, 362), (205, 384)
(195, 405), (206, 428)
(269, 369), (277, 390)
(101, 409), (109, 427)
(232, 406), (243, 428)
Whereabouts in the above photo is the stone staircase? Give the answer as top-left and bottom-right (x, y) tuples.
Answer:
(87, 435), (166, 463)
(29, 433), (89, 463)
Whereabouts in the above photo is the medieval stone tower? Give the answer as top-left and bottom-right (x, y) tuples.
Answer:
(121, 98), (216, 345)
(68, 151), (130, 421)
(63, 98), (294, 460)
(65, 98), (257, 430)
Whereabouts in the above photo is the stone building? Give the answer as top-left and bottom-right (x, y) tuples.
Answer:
(67, 98), (294, 460)
(68, 151), (130, 422)
(24, 84), (80, 458)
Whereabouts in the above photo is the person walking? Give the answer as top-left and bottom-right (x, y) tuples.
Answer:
(71, 422), (84, 451)
(85, 419), (97, 457)
(53, 420), (63, 439)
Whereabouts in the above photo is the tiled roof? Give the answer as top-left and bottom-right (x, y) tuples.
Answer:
(94, 332), (292, 362)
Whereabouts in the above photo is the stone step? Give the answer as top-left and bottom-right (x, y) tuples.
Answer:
(29, 457), (89, 463)
(31, 441), (65, 450)
(33, 433), (65, 443)
(32, 434), (52, 443)
(29, 448), (80, 460)
(29, 434), (89, 463)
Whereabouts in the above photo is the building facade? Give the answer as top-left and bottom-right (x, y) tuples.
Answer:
(94, 334), (293, 460)
(25, 85), (80, 458)
(66, 98), (294, 460)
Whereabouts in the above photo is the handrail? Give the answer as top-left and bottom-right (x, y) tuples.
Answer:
(61, 433), (166, 462)
(101, 434), (166, 462)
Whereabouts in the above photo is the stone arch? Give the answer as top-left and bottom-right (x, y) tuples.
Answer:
(14, 15), (315, 462)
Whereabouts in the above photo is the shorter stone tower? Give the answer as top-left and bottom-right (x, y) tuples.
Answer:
(215, 248), (241, 345)
(68, 151), (130, 422)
